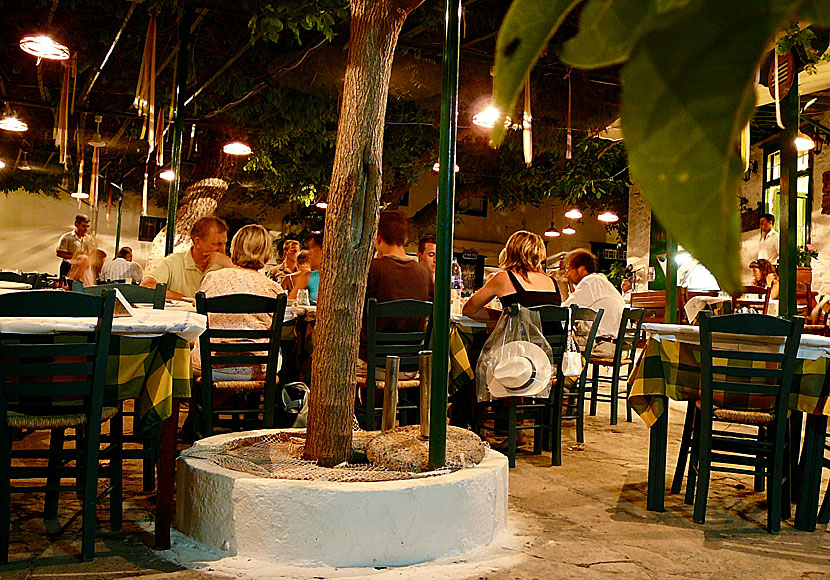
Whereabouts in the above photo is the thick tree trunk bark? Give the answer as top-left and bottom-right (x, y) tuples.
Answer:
(304, 0), (424, 466)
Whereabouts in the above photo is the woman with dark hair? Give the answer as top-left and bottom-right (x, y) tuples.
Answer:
(288, 231), (323, 304)
(750, 258), (779, 300)
(462, 230), (561, 321)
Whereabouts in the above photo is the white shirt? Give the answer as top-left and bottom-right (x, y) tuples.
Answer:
(100, 257), (144, 282)
(758, 228), (779, 264)
(562, 273), (626, 338)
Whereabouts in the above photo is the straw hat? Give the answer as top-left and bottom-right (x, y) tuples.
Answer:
(486, 340), (552, 398)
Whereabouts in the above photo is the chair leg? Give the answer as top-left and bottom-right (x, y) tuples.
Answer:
(818, 474), (830, 525)
(589, 364), (599, 416)
(767, 449), (783, 533)
(610, 364), (620, 426)
(81, 432), (102, 562)
(507, 398), (518, 468)
(551, 380), (564, 466)
(685, 410), (701, 506)
(671, 402), (695, 495)
(200, 379), (213, 439)
(753, 426), (766, 492)
(44, 428), (66, 521)
(693, 418), (712, 524)
(1, 431), (12, 564)
(575, 374), (586, 445)
(625, 364), (634, 422)
(109, 411), (123, 532)
(781, 430), (792, 522)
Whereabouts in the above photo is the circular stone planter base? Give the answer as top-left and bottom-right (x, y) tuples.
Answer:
(174, 429), (509, 567)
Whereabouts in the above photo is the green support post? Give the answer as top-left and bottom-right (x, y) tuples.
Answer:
(114, 182), (123, 254)
(779, 72), (798, 320)
(164, 11), (192, 256)
(665, 234), (677, 323)
(429, 0), (461, 470)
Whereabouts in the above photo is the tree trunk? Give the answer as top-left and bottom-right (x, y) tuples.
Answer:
(146, 135), (241, 269)
(304, 0), (424, 466)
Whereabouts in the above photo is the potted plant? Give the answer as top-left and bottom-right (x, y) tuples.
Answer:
(796, 244), (819, 284)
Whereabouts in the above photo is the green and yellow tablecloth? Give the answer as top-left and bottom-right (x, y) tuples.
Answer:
(629, 336), (830, 426)
(105, 334), (193, 426)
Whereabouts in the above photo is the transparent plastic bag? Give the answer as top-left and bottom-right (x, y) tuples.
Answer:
(476, 306), (554, 401)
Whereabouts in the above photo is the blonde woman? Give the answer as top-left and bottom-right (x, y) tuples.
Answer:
(462, 230), (561, 322)
(193, 224), (285, 378)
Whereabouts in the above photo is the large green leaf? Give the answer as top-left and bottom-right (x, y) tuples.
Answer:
(561, 0), (652, 69)
(798, 0), (830, 25)
(621, 0), (794, 295)
(490, 0), (581, 146)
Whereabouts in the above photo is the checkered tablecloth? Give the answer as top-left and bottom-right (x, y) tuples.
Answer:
(629, 333), (830, 428)
(105, 334), (193, 426)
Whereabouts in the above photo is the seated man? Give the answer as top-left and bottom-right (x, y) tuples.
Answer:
(360, 210), (433, 362)
(141, 216), (230, 300)
(100, 246), (144, 282)
(561, 249), (625, 358)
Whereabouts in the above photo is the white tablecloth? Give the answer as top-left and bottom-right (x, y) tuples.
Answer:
(683, 295), (779, 322)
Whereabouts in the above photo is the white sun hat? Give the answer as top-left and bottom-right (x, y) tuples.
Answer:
(486, 340), (553, 398)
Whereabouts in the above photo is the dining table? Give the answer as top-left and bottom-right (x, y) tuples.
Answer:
(628, 322), (830, 531)
(0, 290), (208, 548)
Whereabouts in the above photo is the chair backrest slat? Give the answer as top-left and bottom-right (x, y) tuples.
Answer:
(85, 282), (167, 309)
(0, 341), (97, 357)
(711, 349), (784, 363)
(527, 305), (570, 358)
(710, 365), (783, 379)
(4, 361), (94, 377)
(709, 379), (783, 396)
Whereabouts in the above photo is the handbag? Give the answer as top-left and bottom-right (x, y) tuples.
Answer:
(561, 332), (583, 377)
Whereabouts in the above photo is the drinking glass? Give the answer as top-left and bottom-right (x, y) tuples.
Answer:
(297, 289), (310, 306)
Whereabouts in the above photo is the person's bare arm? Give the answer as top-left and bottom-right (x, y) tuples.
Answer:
(141, 276), (185, 300)
(287, 271), (310, 299)
(462, 273), (504, 320)
(56, 249), (73, 260)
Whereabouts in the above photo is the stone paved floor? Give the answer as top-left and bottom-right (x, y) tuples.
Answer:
(2, 399), (829, 580)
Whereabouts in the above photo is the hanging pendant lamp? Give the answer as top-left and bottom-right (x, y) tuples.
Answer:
(19, 34), (70, 63)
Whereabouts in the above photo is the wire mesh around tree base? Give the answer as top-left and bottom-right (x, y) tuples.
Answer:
(180, 429), (487, 483)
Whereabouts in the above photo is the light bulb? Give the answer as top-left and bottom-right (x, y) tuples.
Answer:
(564, 207), (583, 220)
(598, 211), (619, 223)
(223, 141), (252, 155)
(159, 169), (176, 181)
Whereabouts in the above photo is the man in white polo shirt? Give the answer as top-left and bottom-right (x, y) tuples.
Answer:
(561, 249), (625, 358)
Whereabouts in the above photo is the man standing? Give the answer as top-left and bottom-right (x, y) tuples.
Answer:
(141, 216), (229, 299)
(56, 214), (94, 277)
(268, 239), (300, 284)
(561, 249), (625, 358)
(100, 247), (144, 282)
(758, 212), (779, 264)
(417, 234), (437, 280)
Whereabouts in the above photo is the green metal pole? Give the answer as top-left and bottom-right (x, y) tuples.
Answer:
(429, 0), (461, 470)
(779, 71), (798, 320)
(165, 12), (192, 256)
(114, 183), (124, 253)
(665, 233), (677, 323)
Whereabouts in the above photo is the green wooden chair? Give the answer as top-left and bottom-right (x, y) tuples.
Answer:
(84, 282), (167, 309)
(0, 272), (31, 286)
(587, 308), (646, 424)
(685, 312), (803, 533)
(557, 305), (604, 463)
(0, 289), (122, 562)
(194, 292), (291, 439)
(84, 282), (166, 490)
(356, 298), (434, 430)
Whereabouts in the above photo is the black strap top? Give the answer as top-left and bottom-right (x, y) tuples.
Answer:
(499, 270), (562, 308)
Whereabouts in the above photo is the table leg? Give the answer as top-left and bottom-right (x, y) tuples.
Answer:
(794, 413), (827, 531)
(155, 398), (179, 549)
(647, 399), (668, 512)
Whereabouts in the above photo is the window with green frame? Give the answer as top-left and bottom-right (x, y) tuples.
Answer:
(762, 146), (812, 246)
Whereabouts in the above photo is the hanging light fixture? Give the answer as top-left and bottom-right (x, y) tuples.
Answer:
(432, 161), (460, 173)
(159, 169), (176, 181)
(315, 200), (328, 210)
(598, 211), (619, 223)
(795, 131), (815, 151)
(544, 222), (560, 237)
(19, 34), (71, 62)
(0, 115), (28, 132)
(562, 224), (577, 235)
(472, 105), (511, 129)
(223, 141), (252, 156)
(564, 207), (583, 220)
(18, 152), (31, 171)
(0, 160), (6, 169)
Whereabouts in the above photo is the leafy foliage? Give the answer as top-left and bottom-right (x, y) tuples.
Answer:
(490, 0), (818, 295)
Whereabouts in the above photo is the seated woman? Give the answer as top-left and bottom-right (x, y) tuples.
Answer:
(750, 258), (779, 301)
(462, 230), (561, 321)
(288, 231), (323, 304)
(193, 224), (285, 379)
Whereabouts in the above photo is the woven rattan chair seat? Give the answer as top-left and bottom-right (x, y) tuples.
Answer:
(693, 400), (775, 424)
(590, 356), (632, 366)
(355, 375), (421, 389)
(7, 406), (118, 429)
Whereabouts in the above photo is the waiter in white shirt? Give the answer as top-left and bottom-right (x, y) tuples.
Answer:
(561, 249), (625, 358)
(758, 212), (779, 264)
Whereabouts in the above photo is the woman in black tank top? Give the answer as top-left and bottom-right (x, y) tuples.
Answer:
(462, 230), (561, 321)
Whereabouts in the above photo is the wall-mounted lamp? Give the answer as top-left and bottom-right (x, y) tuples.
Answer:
(743, 160), (759, 182)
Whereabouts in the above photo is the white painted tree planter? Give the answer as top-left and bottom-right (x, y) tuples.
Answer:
(174, 429), (509, 567)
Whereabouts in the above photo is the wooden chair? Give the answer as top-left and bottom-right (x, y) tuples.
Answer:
(684, 312), (803, 533)
(552, 305), (603, 465)
(356, 298), (434, 430)
(732, 285), (771, 314)
(630, 290), (667, 324)
(474, 304), (569, 468)
(84, 282), (167, 309)
(588, 308), (646, 424)
(0, 290), (122, 562)
(194, 292), (290, 439)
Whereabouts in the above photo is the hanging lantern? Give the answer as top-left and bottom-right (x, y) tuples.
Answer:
(0, 116), (28, 132)
(19, 34), (71, 62)
(223, 141), (252, 156)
